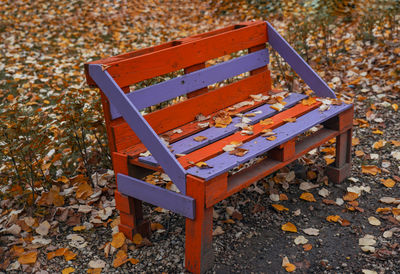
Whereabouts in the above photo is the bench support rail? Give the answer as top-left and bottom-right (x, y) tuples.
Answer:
(117, 173), (195, 219)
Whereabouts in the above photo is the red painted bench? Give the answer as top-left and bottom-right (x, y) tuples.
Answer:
(84, 21), (353, 273)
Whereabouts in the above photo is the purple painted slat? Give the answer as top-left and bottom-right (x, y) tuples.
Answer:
(139, 93), (307, 166)
(109, 49), (270, 119)
(88, 64), (187, 194)
(187, 103), (352, 180)
(267, 22), (336, 99)
(117, 174), (195, 219)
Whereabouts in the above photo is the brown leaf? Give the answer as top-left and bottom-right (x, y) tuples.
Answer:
(76, 183), (93, 200)
(303, 244), (313, 251)
(193, 136), (207, 142)
(195, 162), (212, 169)
(283, 117), (296, 123)
(113, 250), (128, 268)
(260, 118), (274, 126)
(229, 147), (248, 157)
(132, 233), (143, 245)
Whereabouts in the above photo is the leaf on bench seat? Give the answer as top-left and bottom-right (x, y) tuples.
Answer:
(229, 148), (248, 157)
(195, 162), (213, 169)
(214, 111), (232, 128)
(193, 136), (207, 142)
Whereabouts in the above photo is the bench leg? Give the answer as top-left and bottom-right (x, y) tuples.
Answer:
(326, 128), (352, 183)
(185, 175), (214, 274)
(113, 152), (151, 239)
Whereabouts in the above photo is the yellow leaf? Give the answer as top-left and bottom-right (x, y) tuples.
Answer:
(47, 248), (67, 260)
(381, 178), (396, 188)
(76, 183), (93, 200)
(281, 222), (297, 233)
(266, 136), (277, 141)
(73, 225), (86, 231)
(372, 129), (383, 135)
(132, 233), (143, 245)
(18, 251), (37, 264)
(361, 165), (381, 175)
(300, 192), (316, 202)
(343, 192), (359, 201)
(111, 232), (126, 249)
(271, 204), (289, 212)
(284, 263), (296, 272)
(113, 250), (128, 268)
(195, 162), (212, 169)
(62, 267), (75, 274)
(326, 215), (341, 222)
(324, 157), (335, 165)
(301, 97), (317, 106)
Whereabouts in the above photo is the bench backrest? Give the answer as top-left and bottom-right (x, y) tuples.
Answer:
(85, 21), (271, 153)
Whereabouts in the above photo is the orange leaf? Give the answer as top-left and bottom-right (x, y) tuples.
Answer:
(372, 140), (386, 149)
(352, 137), (360, 146)
(111, 232), (126, 249)
(260, 118), (273, 126)
(381, 178), (396, 188)
(63, 249), (77, 261)
(283, 117), (296, 123)
(279, 194), (289, 201)
(193, 136), (207, 142)
(195, 162), (212, 169)
(11, 245), (25, 257)
(128, 258), (139, 265)
(281, 222), (297, 233)
(73, 225), (86, 231)
(343, 192), (359, 201)
(272, 204), (289, 212)
(284, 263), (296, 272)
(113, 250), (128, 268)
(87, 269), (102, 274)
(61, 267), (75, 274)
(372, 129), (383, 135)
(326, 215), (341, 222)
(150, 223), (164, 231)
(76, 183), (93, 200)
(361, 165), (381, 175)
(355, 150), (364, 157)
(392, 208), (400, 216)
(339, 219), (351, 226)
(324, 157), (335, 165)
(132, 233), (143, 245)
(391, 140), (400, 147)
(300, 192), (316, 202)
(301, 97), (317, 106)
(18, 251), (37, 264)
(303, 243), (312, 251)
(266, 136), (277, 141)
(392, 104), (398, 111)
(376, 207), (391, 213)
(307, 170), (317, 180)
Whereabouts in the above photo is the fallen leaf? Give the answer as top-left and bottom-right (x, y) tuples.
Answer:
(355, 150), (365, 157)
(193, 136), (207, 142)
(282, 256), (296, 272)
(381, 178), (396, 188)
(87, 269), (102, 274)
(195, 162), (212, 169)
(318, 188), (330, 198)
(300, 192), (316, 202)
(150, 223), (164, 231)
(111, 232), (126, 249)
(343, 192), (359, 201)
(281, 222), (297, 233)
(368, 216), (381, 226)
(379, 197), (396, 204)
(359, 235), (376, 246)
(113, 250), (128, 268)
(214, 111), (232, 128)
(266, 135), (277, 141)
(294, 235), (308, 245)
(229, 147), (248, 157)
(326, 215), (341, 222)
(271, 204), (289, 212)
(283, 117), (296, 123)
(392, 104), (398, 111)
(132, 233), (143, 245)
(301, 97), (317, 106)
(64, 249), (77, 261)
(73, 225), (86, 232)
(372, 140), (386, 149)
(303, 228), (319, 236)
(260, 118), (274, 126)
(18, 251), (37, 264)
(213, 226), (224, 236)
(391, 140), (400, 147)
(303, 243), (312, 251)
(62, 267), (75, 274)
(270, 103), (285, 111)
(352, 137), (360, 146)
(35, 221), (50, 236)
(89, 259), (106, 269)
(76, 183), (93, 200)
(361, 165), (381, 175)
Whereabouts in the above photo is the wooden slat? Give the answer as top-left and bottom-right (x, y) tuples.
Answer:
(139, 93), (308, 166)
(103, 21), (267, 87)
(113, 69), (271, 151)
(177, 100), (320, 168)
(109, 49), (269, 119)
(187, 103), (353, 181)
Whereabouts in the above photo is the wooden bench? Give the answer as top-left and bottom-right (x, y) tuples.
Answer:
(84, 20), (353, 273)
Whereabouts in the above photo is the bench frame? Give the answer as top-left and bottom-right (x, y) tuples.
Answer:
(85, 21), (353, 273)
